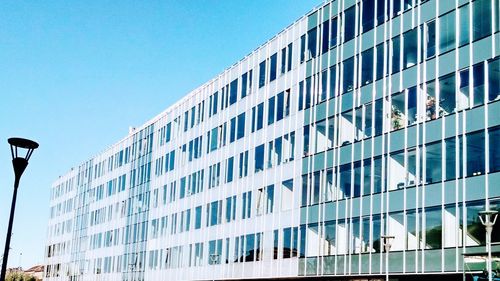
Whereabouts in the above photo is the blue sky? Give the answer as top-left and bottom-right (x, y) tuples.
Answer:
(0, 0), (319, 268)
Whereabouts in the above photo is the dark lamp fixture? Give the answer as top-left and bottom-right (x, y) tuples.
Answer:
(8, 138), (39, 188)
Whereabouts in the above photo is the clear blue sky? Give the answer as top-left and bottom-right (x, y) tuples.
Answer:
(0, 0), (319, 269)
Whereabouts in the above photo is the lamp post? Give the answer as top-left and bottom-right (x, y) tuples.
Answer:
(381, 235), (395, 281)
(0, 137), (38, 281)
(479, 210), (498, 281)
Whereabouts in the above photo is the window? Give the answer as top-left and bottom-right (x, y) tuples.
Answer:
(305, 77), (312, 108)
(391, 92), (405, 131)
(342, 56), (355, 93)
(459, 4), (470, 46)
(424, 80), (437, 120)
(268, 96), (276, 125)
(242, 191), (252, 219)
(473, 0), (492, 41)
(254, 144), (265, 173)
(391, 0), (401, 18)
(281, 47), (287, 74)
(490, 127), (500, 173)
(439, 73), (456, 115)
(425, 141), (442, 184)
(226, 157), (234, 183)
(330, 17), (338, 47)
(424, 207), (442, 249)
(466, 130), (485, 177)
(256, 185), (274, 215)
(376, 43), (385, 80)
(287, 43), (293, 71)
(195, 206), (202, 229)
(307, 27), (317, 60)
(329, 65), (337, 98)
(488, 57), (500, 102)
(361, 48), (374, 85)
(445, 136), (463, 180)
(239, 150), (249, 178)
(403, 28), (418, 69)
(230, 117), (236, 143)
(208, 239), (222, 265)
(439, 11), (455, 54)
(259, 60), (266, 88)
(251, 102), (264, 132)
(321, 20), (330, 54)
(458, 68), (470, 110)
(241, 72), (248, 99)
(391, 35), (400, 74)
(270, 53), (277, 82)
(362, 0), (375, 32)
(300, 35), (306, 63)
(276, 92), (284, 121)
(225, 196), (236, 223)
(237, 113), (245, 139)
(207, 200), (222, 226)
(426, 20), (436, 58)
(344, 6), (356, 42)
(229, 78), (238, 105)
(320, 70), (328, 101)
(339, 163), (351, 198)
(376, 0), (386, 24)
(473, 62), (485, 106)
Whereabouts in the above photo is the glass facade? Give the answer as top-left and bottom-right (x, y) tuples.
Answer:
(45, 0), (500, 280)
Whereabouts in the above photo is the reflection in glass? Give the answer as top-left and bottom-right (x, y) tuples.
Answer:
(425, 141), (442, 184)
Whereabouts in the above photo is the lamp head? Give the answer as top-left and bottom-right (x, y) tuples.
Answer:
(479, 210), (499, 226)
(8, 137), (39, 187)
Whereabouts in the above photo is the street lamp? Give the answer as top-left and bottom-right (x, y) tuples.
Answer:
(479, 210), (498, 281)
(381, 235), (395, 281)
(0, 137), (38, 281)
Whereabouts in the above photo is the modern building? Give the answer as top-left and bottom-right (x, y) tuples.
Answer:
(44, 0), (500, 280)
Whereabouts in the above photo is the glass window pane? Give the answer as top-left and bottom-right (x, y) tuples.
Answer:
(307, 27), (317, 60)
(439, 11), (455, 54)
(473, 0), (492, 41)
(300, 35), (306, 63)
(259, 60), (266, 88)
(330, 17), (338, 47)
(473, 62), (485, 106)
(459, 4), (470, 46)
(343, 57), (355, 93)
(424, 207), (442, 249)
(391, 36), (400, 74)
(270, 53), (277, 82)
(268, 96), (276, 125)
(457, 68), (470, 110)
(490, 127), (500, 173)
(439, 73), (456, 115)
(361, 48), (374, 85)
(344, 6), (356, 42)
(362, 0), (375, 32)
(376, 0), (386, 24)
(488, 57), (500, 102)
(255, 144), (264, 173)
(403, 28), (418, 69)
(322, 20), (330, 54)
(466, 130), (485, 177)
(425, 141), (442, 184)
(230, 78), (238, 105)
(426, 20), (436, 58)
(376, 43), (385, 80)
(237, 113), (245, 140)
